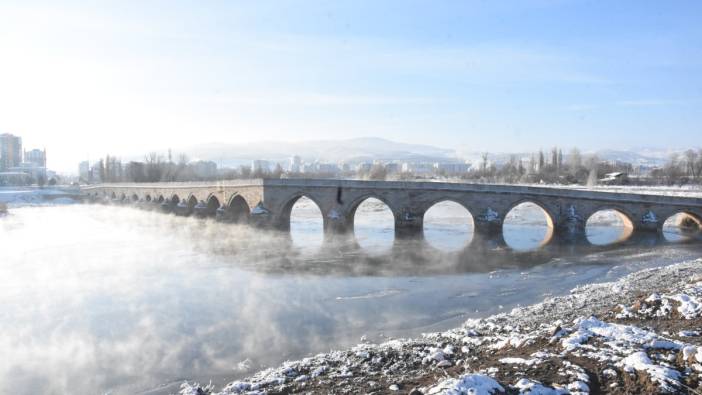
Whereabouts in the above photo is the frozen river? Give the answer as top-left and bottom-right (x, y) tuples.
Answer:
(1, 200), (700, 394)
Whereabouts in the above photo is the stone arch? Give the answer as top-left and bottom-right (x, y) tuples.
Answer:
(503, 199), (555, 250)
(206, 195), (221, 211)
(422, 198), (475, 250)
(131, 193), (139, 202)
(218, 194), (250, 223)
(346, 194), (398, 224)
(585, 206), (635, 245)
(278, 193), (326, 231)
(663, 211), (702, 232)
(505, 199), (556, 229)
(585, 206), (635, 229)
(347, 194), (396, 238)
(156, 195), (165, 204)
(145, 194), (152, 202)
(170, 194), (181, 205)
(347, 194), (396, 252)
(420, 196), (475, 218)
(186, 195), (199, 209)
(119, 193), (126, 201)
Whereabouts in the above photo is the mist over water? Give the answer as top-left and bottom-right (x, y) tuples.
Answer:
(1, 203), (701, 394)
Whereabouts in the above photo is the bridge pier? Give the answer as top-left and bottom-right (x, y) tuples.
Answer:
(394, 209), (424, 239)
(474, 221), (503, 236)
(470, 232), (507, 250)
(323, 207), (353, 237)
(193, 201), (217, 218)
(324, 222), (353, 238)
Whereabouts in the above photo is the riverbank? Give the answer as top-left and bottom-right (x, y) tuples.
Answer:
(181, 258), (702, 394)
(0, 186), (81, 206)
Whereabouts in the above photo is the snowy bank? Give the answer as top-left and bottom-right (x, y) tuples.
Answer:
(181, 258), (702, 394)
(0, 187), (81, 207)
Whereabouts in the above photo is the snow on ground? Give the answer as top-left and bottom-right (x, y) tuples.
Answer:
(426, 374), (504, 394)
(565, 184), (702, 198)
(180, 258), (702, 394)
(0, 187), (80, 206)
(433, 179), (702, 198)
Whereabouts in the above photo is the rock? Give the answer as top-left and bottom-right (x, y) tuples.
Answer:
(437, 360), (453, 368)
(550, 325), (562, 337)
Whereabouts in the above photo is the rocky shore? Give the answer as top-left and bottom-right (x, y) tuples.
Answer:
(181, 258), (702, 394)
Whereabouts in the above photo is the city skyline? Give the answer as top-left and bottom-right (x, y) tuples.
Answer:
(1, 1), (701, 173)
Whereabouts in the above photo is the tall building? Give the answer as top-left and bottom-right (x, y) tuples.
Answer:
(289, 155), (302, 172)
(24, 148), (46, 167)
(0, 133), (22, 171)
(79, 161), (91, 182)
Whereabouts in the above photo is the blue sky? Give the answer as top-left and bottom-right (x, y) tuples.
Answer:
(0, 0), (701, 171)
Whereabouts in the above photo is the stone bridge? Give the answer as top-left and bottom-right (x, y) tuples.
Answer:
(82, 179), (702, 239)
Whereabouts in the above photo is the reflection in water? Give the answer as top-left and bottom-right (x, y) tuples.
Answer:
(503, 202), (553, 251)
(1, 205), (701, 394)
(586, 210), (634, 246)
(353, 198), (394, 254)
(423, 201), (473, 251)
(289, 196), (324, 251)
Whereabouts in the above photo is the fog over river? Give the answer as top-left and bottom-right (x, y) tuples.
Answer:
(1, 199), (700, 394)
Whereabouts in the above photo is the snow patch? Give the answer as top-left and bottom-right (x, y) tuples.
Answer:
(427, 373), (504, 394)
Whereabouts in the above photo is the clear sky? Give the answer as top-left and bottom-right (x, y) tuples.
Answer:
(1, 0), (701, 172)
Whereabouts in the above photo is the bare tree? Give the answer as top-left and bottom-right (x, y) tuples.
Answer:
(684, 149), (699, 179)
(368, 164), (387, 180)
(538, 150), (545, 170)
(568, 148), (582, 172)
(271, 163), (284, 179)
(481, 152), (489, 172)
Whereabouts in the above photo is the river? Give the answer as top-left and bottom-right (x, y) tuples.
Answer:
(0, 199), (700, 394)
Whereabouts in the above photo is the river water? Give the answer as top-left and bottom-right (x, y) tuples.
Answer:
(1, 199), (700, 394)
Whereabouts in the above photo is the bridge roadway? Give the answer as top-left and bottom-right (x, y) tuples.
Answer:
(82, 179), (702, 239)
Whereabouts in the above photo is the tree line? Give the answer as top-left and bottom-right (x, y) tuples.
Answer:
(650, 149), (702, 185)
(83, 147), (702, 186)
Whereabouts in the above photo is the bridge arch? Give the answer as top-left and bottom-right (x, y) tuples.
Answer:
(131, 193), (139, 202)
(280, 194), (325, 248)
(186, 195), (199, 209)
(278, 193), (326, 231)
(662, 211), (702, 242)
(346, 194), (397, 222)
(506, 199), (555, 228)
(145, 194), (152, 202)
(349, 194), (395, 253)
(219, 194), (250, 223)
(170, 194), (180, 205)
(503, 200), (555, 251)
(206, 195), (221, 211)
(422, 199), (475, 251)
(585, 206), (634, 245)
(156, 195), (165, 204)
(119, 193), (126, 201)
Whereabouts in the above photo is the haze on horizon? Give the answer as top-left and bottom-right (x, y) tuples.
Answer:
(1, 0), (701, 173)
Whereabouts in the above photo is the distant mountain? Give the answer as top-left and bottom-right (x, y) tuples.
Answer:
(181, 137), (457, 167)
(592, 149), (670, 167)
(159, 137), (687, 169)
